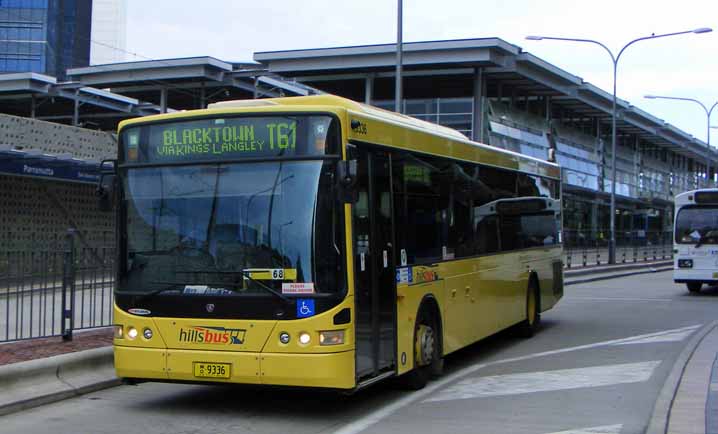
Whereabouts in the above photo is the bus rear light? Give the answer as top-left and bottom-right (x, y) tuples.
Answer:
(678, 259), (693, 268)
(319, 330), (344, 346)
(114, 325), (123, 339)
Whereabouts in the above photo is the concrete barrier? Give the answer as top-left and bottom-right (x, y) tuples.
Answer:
(0, 346), (119, 416)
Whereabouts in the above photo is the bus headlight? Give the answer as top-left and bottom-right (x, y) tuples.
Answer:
(298, 332), (311, 345)
(127, 327), (138, 340)
(678, 259), (693, 268)
(319, 330), (345, 346)
(143, 328), (153, 340)
(113, 325), (123, 339)
(279, 332), (291, 344)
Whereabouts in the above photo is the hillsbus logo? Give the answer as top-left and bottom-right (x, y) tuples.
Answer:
(178, 326), (246, 345)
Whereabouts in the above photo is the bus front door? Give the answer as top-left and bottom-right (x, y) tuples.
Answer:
(353, 148), (397, 381)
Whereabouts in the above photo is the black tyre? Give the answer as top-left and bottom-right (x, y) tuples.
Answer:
(399, 307), (443, 390)
(517, 282), (540, 338)
(687, 282), (702, 293)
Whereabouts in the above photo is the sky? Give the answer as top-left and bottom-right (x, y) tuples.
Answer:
(125, 0), (718, 146)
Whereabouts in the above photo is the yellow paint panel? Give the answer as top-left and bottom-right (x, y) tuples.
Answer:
(260, 351), (355, 389)
(114, 346), (168, 380)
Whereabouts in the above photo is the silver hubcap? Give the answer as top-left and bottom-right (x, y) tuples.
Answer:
(420, 326), (435, 365)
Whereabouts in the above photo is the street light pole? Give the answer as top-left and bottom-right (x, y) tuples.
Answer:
(526, 27), (712, 264)
(644, 95), (718, 185)
(395, 0), (403, 113)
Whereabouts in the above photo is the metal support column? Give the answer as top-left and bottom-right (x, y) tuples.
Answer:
(365, 74), (374, 105)
(160, 88), (168, 113)
(395, 0), (403, 113)
(73, 90), (80, 127)
(61, 229), (76, 341)
(472, 67), (484, 142)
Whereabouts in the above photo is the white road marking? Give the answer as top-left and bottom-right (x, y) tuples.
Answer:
(566, 296), (673, 302)
(610, 325), (701, 346)
(332, 325), (703, 434)
(424, 361), (660, 403)
(545, 424), (623, 434)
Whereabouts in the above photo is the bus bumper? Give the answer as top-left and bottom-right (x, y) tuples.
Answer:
(673, 269), (718, 283)
(114, 345), (356, 389)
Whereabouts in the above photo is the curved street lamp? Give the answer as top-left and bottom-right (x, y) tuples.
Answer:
(644, 95), (718, 185)
(526, 27), (712, 264)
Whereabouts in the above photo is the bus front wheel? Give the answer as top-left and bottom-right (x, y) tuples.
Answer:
(687, 282), (702, 293)
(400, 308), (443, 390)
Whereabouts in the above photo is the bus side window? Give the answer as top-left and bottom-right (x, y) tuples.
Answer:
(475, 215), (499, 255)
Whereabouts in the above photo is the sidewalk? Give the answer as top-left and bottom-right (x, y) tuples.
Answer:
(1, 259), (707, 434)
(0, 327), (118, 416)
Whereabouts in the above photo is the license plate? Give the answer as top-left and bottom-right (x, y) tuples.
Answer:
(193, 362), (231, 379)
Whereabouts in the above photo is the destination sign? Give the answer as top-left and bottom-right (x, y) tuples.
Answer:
(122, 115), (335, 163)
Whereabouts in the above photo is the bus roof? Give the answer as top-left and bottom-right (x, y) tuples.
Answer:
(675, 188), (718, 206)
(119, 94), (560, 179)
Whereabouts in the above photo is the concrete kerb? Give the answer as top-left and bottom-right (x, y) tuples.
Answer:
(565, 261), (673, 286)
(564, 260), (673, 278)
(0, 346), (119, 417)
(645, 320), (718, 434)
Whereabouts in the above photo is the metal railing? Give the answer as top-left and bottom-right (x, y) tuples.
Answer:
(563, 229), (673, 268)
(0, 230), (115, 343)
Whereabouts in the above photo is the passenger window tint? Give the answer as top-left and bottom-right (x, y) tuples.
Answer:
(392, 153), (447, 264)
(389, 148), (560, 263)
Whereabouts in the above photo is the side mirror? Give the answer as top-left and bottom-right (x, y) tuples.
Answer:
(336, 159), (358, 203)
(97, 160), (117, 212)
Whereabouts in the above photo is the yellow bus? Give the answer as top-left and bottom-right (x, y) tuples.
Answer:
(102, 94), (563, 391)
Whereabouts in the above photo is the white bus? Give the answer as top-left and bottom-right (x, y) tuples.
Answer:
(674, 188), (718, 292)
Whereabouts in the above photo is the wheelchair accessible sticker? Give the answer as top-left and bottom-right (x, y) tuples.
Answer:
(297, 299), (315, 318)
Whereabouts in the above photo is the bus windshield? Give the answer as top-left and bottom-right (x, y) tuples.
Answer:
(675, 206), (718, 245)
(118, 160), (342, 295)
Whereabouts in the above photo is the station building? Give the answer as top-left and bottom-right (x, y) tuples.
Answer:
(1, 37), (716, 257)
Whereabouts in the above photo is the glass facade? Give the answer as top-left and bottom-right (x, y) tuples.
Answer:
(0, 0), (91, 78)
(374, 98), (473, 137)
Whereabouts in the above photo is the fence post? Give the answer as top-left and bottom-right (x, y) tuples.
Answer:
(61, 229), (76, 341)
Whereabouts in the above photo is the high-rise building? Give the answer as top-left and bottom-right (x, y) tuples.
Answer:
(0, 0), (92, 79)
(90, 0), (125, 65)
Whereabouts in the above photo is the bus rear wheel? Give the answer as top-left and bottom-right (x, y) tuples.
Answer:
(687, 282), (702, 293)
(517, 282), (540, 338)
(400, 308), (442, 390)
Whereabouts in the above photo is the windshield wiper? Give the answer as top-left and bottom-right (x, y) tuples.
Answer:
(241, 270), (291, 303)
(131, 284), (184, 303)
(173, 270), (290, 302)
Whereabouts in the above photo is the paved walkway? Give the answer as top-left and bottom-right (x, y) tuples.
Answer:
(0, 328), (112, 366)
